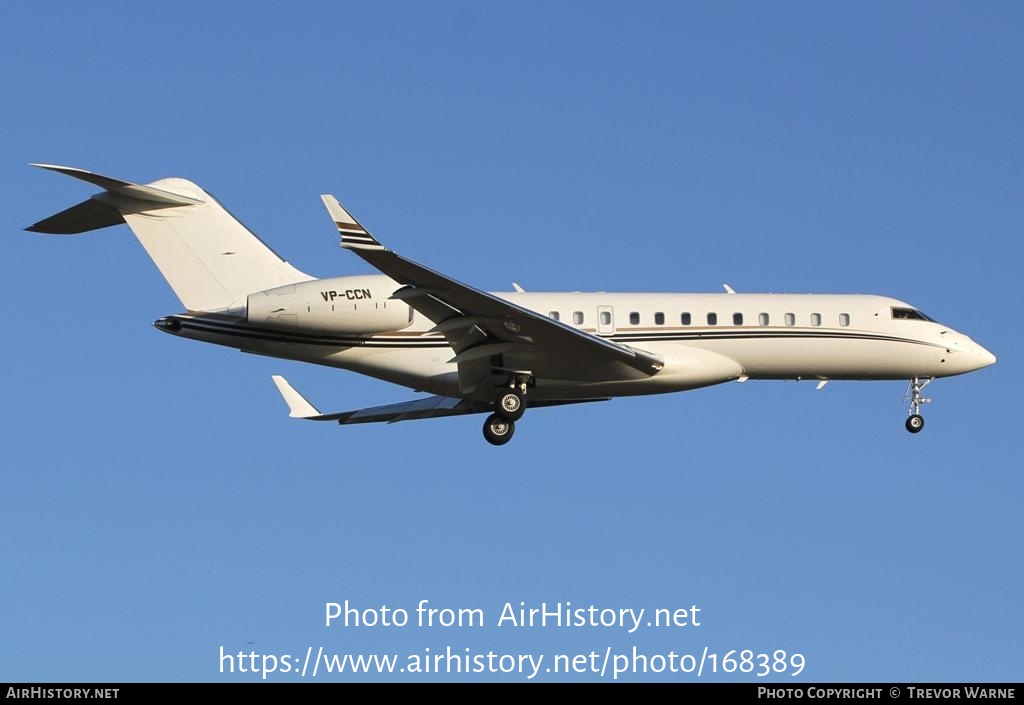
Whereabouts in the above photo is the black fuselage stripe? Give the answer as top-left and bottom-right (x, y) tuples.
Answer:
(176, 320), (448, 347)
(170, 317), (939, 350)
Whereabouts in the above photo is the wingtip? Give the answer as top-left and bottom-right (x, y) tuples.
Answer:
(320, 193), (354, 222)
(320, 195), (385, 250)
(271, 375), (322, 418)
(29, 162), (79, 172)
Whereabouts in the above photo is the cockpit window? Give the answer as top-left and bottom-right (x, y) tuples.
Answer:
(891, 307), (934, 322)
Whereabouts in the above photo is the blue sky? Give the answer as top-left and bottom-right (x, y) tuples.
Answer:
(2, 1), (1020, 682)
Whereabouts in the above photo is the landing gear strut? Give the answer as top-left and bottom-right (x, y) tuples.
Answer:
(904, 376), (933, 434)
(483, 374), (531, 444)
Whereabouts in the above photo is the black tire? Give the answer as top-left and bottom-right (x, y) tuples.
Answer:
(494, 390), (526, 421)
(905, 414), (925, 433)
(483, 413), (516, 445)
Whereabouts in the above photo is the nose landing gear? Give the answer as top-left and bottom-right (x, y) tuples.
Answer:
(904, 377), (933, 434)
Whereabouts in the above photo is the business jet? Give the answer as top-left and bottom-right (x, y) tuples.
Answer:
(27, 164), (996, 445)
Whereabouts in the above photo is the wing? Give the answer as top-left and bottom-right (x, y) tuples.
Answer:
(320, 195), (663, 396)
(271, 376), (607, 425)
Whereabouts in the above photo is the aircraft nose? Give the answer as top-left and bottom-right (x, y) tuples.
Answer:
(945, 337), (996, 374)
(976, 345), (996, 368)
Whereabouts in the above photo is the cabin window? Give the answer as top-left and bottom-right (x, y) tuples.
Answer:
(600, 310), (611, 326)
(549, 311), (560, 321)
(839, 313), (850, 327)
(785, 312), (795, 326)
(733, 312), (743, 325)
(681, 312), (691, 325)
(573, 311), (584, 325)
(707, 312), (718, 325)
(629, 312), (640, 325)
(654, 312), (665, 325)
(811, 313), (822, 327)
(759, 312), (770, 326)
(892, 307), (933, 321)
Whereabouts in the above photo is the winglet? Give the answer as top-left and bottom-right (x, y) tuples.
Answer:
(320, 194), (385, 251)
(271, 375), (323, 418)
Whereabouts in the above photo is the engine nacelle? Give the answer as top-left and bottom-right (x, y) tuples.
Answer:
(247, 275), (413, 335)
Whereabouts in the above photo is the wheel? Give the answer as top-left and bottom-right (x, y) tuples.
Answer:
(905, 414), (924, 433)
(494, 390), (526, 421)
(483, 413), (516, 445)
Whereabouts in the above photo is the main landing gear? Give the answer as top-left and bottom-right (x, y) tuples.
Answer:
(483, 414), (515, 445)
(482, 376), (530, 445)
(904, 376), (933, 434)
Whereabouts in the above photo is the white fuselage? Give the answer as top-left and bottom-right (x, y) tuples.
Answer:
(161, 283), (996, 402)
(30, 165), (996, 439)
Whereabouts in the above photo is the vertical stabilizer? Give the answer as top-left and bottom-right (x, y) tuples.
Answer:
(27, 164), (313, 312)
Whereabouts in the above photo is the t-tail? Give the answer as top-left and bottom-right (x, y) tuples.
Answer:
(26, 164), (313, 312)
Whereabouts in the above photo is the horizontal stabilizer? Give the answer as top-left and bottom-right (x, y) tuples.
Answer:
(26, 164), (203, 235)
(26, 197), (125, 234)
(29, 163), (313, 311)
(29, 164), (202, 206)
